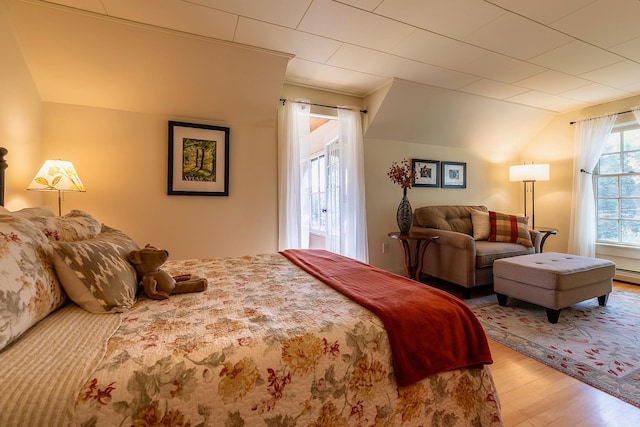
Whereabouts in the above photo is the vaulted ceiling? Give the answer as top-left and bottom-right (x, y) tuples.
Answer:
(13, 0), (640, 114)
(6, 0), (639, 151)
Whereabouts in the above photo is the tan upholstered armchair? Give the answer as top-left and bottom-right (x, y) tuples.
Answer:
(411, 205), (541, 298)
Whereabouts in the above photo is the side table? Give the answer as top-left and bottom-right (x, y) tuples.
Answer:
(535, 227), (558, 252)
(388, 232), (439, 280)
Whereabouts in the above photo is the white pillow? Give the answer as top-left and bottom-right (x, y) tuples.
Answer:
(471, 209), (490, 240)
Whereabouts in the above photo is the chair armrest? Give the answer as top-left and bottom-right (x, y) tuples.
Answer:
(529, 229), (542, 253)
(411, 227), (476, 251)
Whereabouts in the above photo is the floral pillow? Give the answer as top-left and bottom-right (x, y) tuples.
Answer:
(0, 215), (66, 351)
(0, 206), (55, 218)
(488, 211), (533, 247)
(28, 210), (101, 242)
(52, 225), (140, 313)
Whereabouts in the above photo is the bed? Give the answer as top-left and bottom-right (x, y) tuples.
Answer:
(0, 147), (503, 426)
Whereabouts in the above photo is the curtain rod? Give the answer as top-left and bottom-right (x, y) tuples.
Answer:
(280, 98), (367, 114)
(569, 109), (633, 125)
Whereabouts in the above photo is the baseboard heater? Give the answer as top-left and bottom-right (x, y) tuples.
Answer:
(595, 248), (640, 285)
(614, 268), (640, 285)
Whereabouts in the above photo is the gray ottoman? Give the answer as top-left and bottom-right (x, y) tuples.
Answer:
(493, 252), (615, 323)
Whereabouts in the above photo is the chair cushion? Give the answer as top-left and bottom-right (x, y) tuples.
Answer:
(475, 240), (534, 268)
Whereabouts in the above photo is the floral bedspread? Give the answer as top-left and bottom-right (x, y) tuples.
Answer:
(74, 253), (503, 426)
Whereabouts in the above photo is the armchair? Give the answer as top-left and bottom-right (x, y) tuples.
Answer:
(411, 205), (541, 298)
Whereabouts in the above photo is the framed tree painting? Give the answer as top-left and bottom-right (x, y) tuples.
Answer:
(412, 159), (440, 187)
(441, 161), (466, 188)
(167, 121), (229, 196)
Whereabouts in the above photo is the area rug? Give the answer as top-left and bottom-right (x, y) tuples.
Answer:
(465, 288), (640, 408)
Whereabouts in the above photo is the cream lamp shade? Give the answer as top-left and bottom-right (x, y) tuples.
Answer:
(509, 164), (550, 182)
(27, 159), (85, 215)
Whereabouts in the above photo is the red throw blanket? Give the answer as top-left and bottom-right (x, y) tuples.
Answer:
(280, 249), (492, 387)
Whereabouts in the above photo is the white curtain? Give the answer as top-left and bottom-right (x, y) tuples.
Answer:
(632, 107), (640, 132)
(277, 100), (310, 250)
(277, 101), (369, 263)
(336, 107), (369, 262)
(568, 113), (617, 256)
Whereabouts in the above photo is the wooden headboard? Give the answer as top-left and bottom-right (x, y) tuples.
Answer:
(0, 147), (7, 206)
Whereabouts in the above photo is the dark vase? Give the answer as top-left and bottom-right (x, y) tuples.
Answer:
(396, 188), (412, 234)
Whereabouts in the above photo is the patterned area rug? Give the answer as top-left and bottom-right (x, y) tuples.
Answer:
(465, 288), (640, 408)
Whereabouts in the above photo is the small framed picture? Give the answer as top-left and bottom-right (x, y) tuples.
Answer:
(412, 159), (440, 187)
(441, 161), (466, 188)
(168, 121), (230, 196)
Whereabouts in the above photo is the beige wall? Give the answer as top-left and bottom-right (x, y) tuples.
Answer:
(0, 0), (44, 209)
(524, 95), (640, 257)
(4, 0), (640, 270)
(39, 103), (278, 260)
(366, 139), (521, 273)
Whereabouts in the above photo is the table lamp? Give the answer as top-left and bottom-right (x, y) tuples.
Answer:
(27, 159), (85, 215)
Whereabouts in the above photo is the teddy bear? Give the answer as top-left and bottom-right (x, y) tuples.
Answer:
(127, 244), (208, 300)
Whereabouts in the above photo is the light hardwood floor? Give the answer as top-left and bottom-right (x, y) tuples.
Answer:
(488, 281), (640, 426)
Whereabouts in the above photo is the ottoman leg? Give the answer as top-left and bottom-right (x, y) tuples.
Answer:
(546, 308), (561, 324)
(496, 293), (508, 307)
(598, 294), (609, 306)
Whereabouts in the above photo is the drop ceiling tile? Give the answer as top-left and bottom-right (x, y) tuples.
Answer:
(298, 0), (414, 51)
(506, 91), (569, 109)
(286, 58), (388, 96)
(461, 13), (572, 60)
(102, 0), (237, 40)
(546, 98), (590, 113)
(40, 0), (106, 14)
(235, 18), (341, 62)
(488, 0), (597, 24)
(459, 79), (530, 99)
(186, 0), (312, 28)
(580, 60), (640, 88)
(328, 44), (479, 89)
(610, 36), (640, 63)
(619, 80), (640, 94)
(338, 0), (385, 12)
(561, 83), (629, 102)
(391, 29), (490, 68)
(551, 0), (640, 48)
(457, 52), (546, 83)
(374, 0), (504, 39)
(516, 70), (591, 94)
(530, 40), (624, 75)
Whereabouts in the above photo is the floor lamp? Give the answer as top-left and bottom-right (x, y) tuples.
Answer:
(27, 159), (85, 216)
(509, 163), (549, 230)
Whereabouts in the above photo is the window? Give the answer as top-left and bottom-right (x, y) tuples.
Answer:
(595, 124), (640, 245)
(310, 152), (326, 233)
